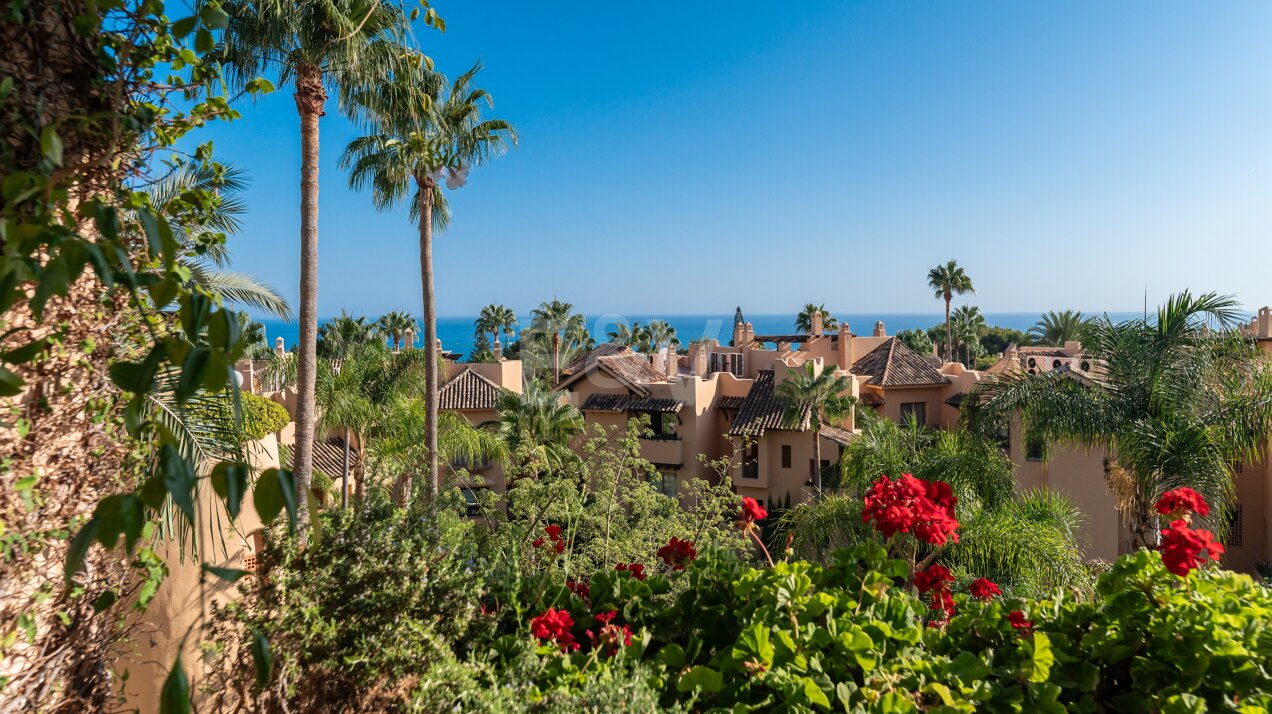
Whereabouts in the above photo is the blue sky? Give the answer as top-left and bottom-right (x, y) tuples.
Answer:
(206, 1), (1272, 319)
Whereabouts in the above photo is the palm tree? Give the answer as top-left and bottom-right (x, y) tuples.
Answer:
(497, 380), (585, 472)
(149, 163), (292, 319)
(927, 260), (975, 363)
(607, 320), (647, 348)
(317, 311), (382, 358)
(646, 320), (678, 353)
(342, 62), (516, 498)
(965, 291), (1272, 549)
(377, 310), (417, 351)
(775, 362), (856, 492)
(895, 328), (934, 358)
(951, 305), (987, 366)
(1028, 310), (1089, 346)
(527, 299), (589, 383)
(220, 0), (414, 526)
(475, 303), (518, 346)
(794, 303), (839, 334)
(780, 412), (1088, 597)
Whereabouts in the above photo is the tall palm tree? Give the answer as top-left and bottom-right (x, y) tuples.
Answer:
(794, 303), (839, 334)
(342, 62), (516, 499)
(608, 320), (649, 349)
(220, 0), (415, 526)
(927, 260), (975, 363)
(780, 412), (1088, 597)
(377, 310), (417, 351)
(951, 305), (987, 366)
(965, 291), (1272, 548)
(528, 299), (588, 383)
(775, 362), (856, 492)
(1028, 310), (1089, 346)
(496, 380), (585, 472)
(475, 303), (518, 346)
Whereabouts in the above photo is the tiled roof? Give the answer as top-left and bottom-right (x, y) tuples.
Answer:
(857, 391), (884, 407)
(729, 370), (810, 437)
(439, 368), (503, 410)
(716, 395), (747, 410)
(579, 393), (684, 413)
(556, 345), (666, 395)
(287, 436), (357, 480)
(944, 392), (965, 408)
(851, 338), (950, 388)
(819, 425), (855, 446)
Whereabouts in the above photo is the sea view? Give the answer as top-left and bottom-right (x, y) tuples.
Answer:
(260, 311), (1147, 358)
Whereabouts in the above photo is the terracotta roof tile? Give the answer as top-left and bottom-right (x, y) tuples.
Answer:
(857, 391), (884, 407)
(580, 393), (684, 413)
(286, 437), (357, 480)
(851, 338), (950, 388)
(717, 395), (747, 410)
(819, 425), (855, 446)
(556, 345), (666, 395)
(439, 368), (503, 410)
(729, 371), (810, 437)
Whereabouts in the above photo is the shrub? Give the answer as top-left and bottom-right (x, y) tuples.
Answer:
(240, 391), (289, 441)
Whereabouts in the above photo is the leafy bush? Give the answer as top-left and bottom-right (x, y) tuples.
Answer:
(240, 391), (289, 440)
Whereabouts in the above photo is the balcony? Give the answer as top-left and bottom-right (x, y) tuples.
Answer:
(639, 436), (683, 467)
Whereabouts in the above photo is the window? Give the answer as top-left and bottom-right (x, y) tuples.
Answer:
(645, 411), (678, 439)
(1228, 505), (1244, 547)
(899, 402), (926, 426)
(742, 442), (759, 479)
(1052, 359), (1062, 369)
(1027, 357), (1037, 368)
(1080, 360), (1091, 372)
(653, 472), (678, 498)
(1025, 437), (1044, 461)
(781, 444), (792, 468)
(461, 487), (487, 517)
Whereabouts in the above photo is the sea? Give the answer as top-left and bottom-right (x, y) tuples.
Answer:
(257, 312), (1145, 361)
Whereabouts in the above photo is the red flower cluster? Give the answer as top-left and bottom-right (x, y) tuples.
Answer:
(530, 607), (579, 651)
(862, 474), (960, 546)
(969, 578), (1002, 601)
(586, 611), (634, 656)
(533, 524), (566, 554)
(1007, 610), (1033, 632)
(740, 496), (768, 526)
(656, 537), (697, 570)
(913, 563), (956, 620)
(1155, 487), (1211, 519)
(1159, 519), (1224, 577)
(615, 562), (646, 581)
(565, 578), (590, 600)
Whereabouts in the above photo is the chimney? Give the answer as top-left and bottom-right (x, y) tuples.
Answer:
(837, 321), (851, 369)
(695, 345), (708, 376)
(873, 320), (885, 337)
(745, 322), (754, 347)
(666, 350), (678, 377)
(811, 310), (823, 336)
(404, 328), (415, 349)
(274, 336), (285, 356)
(651, 349), (666, 376)
(493, 338), (503, 361)
(732, 320), (745, 347)
(1259, 307), (1272, 339)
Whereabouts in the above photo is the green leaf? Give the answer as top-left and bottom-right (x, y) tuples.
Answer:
(0, 364), (24, 397)
(656, 643), (685, 670)
(1, 338), (47, 365)
(92, 590), (119, 613)
(202, 564), (248, 583)
(160, 444), (196, 527)
(1029, 632), (1055, 684)
(254, 469), (297, 531)
(194, 28), (214, 53)
(94, 494), (146, 553)
(199, 5), (229, 29)
(802, 677), (831, 710)
(64, 517), (100, 584)
(149, 279), (178, 310)
(210, 462), (248, 520)
(250, 627), (273, 690)
(160, 654), (191, 714)
(172, 16), (197, 38)
(176, 346), (211, 403)
(677, 665), (723, 694)
(40, 126), (63, 166)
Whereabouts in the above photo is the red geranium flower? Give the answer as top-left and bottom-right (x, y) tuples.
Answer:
(530, 607), (579, 651)
(912, 564), (954, 594)
(566, 578), (590, 600)
(589, 611), (634, 655)
(656, 537), (697, 570)
(532, 538), (545, 548)
(741, 496), (768, 525)
(1007, 610), (1033, 632)
(1159, 519), (1224, 577)
(1155, 488), (1211, 519)
(862, 474), (960, 545)
(969, 578), (1001, 601)
(544, 524), (563, 538)
(615, 562), (647, 581)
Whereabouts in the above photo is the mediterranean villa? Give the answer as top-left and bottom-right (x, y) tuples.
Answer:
(236, 307), (1272, 572)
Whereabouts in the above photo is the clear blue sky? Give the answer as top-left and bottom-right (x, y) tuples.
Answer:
(206, 1), (1272, 319)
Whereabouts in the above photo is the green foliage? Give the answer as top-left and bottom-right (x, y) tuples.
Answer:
(895, 328), (934, 357)
(239, 392), (289, 440)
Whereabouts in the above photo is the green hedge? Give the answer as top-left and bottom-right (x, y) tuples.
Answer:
(240, 391), (289, 441)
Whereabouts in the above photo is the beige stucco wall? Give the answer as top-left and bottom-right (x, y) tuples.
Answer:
(118, 435), (276, 712)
